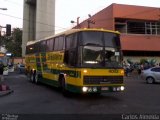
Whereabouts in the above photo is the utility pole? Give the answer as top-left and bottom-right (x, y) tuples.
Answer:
(87, 20), (95, 28)
(87, 14), (95, 28)
(71, 17), (80, 28)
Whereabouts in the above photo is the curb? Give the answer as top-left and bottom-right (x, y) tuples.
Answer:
(0, 90), (14, 97)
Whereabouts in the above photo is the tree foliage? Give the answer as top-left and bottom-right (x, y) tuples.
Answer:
(2, 28), (22, 57)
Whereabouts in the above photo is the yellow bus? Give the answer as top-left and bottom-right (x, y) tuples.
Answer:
(25, 28), (125, 95)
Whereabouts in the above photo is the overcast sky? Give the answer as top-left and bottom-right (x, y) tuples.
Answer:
(0, 0), (160, 33)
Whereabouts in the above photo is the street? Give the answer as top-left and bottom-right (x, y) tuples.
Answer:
(0, 72), (160, 119)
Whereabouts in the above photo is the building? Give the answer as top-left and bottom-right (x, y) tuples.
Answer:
(76, 3), (160, 63)
(22, 0), (55, 56)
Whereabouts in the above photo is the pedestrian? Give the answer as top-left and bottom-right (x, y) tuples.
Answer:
(0, 61), (5, 83)
(136, 64), (141, 79)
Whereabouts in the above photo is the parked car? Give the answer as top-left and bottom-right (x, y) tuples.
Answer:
(141, 67), (160, 84)
(18, 64), (25, 73)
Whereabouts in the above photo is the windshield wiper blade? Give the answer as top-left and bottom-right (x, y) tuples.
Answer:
(105, 61), (117, 68)
(85, 43), (102, 46)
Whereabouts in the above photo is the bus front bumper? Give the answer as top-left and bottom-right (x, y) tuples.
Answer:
(66, 84), (125, 94)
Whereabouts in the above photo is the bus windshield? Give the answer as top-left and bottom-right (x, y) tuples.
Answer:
(78, 31), (122, 68)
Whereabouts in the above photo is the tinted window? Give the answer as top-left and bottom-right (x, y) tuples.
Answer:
(54, 37), (59, 51)
(26, 44), (35, 54)
(151, 67), (160, 72)
(104, 33), (120, 47)
(46, 39), (54, 52)
(66, 34), (77, 50)
(66, 35), (72, 49)
(40, 41), (46, 52)
(59, 36), (64, 50)
(35, 42), (40, 53)
(80, 31), (103, 46)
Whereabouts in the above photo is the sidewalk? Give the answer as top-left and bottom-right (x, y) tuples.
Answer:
(0, 76), (14, 97)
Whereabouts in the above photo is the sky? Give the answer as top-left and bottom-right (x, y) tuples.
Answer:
(0, 0), (160, 33)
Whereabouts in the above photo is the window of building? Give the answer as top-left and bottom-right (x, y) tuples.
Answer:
(115, 18), (127, 33)
(127, 21), (145, 34)
(145, 22), (160, 35)
(115, 19), (160, 35)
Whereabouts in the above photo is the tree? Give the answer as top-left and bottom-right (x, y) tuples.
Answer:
(3, 28), (22, 57)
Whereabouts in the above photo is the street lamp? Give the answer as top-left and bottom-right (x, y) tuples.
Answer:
(0, 8), (7, 10)
(71, 17), (80, 28)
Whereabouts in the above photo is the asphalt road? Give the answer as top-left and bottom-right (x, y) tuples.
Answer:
(0, 72), (160, 119)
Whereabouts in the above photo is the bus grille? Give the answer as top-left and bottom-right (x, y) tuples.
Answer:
(83, 76), (123, 85)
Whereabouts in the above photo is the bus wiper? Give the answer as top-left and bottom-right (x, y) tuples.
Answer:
(85, 43), (102, 46)
(105, 61), (117, 69)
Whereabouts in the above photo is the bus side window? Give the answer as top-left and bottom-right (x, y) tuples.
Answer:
(69, 50), (76, 66)
(64, 50), (69, 64)
(64, 49), (76, 66)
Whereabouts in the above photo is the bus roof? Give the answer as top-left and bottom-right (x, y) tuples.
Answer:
(47, 28), (120, 38)
(27, 28), (120, 45)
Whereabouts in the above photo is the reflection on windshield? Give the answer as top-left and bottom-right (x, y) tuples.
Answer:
(83, 46), (103, 65)
(79, 31), (122, 68)
(105, 47), (121, 67)
(82, 46), (122, 68)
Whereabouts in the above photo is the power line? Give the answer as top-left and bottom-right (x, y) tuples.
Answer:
(0, 12), (68, 30)
(4, 0), (56, 19)
(4, 0), (23, 6)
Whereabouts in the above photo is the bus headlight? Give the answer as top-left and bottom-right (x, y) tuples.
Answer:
(120, 86), (125, 91)
(82, 87), (88, 92)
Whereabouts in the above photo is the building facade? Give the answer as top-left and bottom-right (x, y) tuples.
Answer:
(22, 0), (55, 56)
(76, 4), (160, 63)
